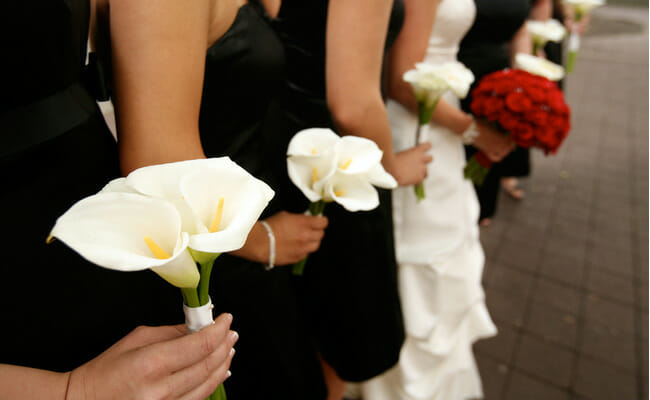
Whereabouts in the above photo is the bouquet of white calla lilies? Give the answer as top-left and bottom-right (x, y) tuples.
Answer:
(50, 157), (274, 400)
(515, 53), (566, 81)
(286, 128), (396, 274)
(403, 61), (474, 201)
(526, 19), (567, 54)
(49, 192), (200, 289)
(563, 0), (605, 72)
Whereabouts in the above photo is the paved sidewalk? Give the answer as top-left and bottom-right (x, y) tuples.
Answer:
(475, 5), (649, 400)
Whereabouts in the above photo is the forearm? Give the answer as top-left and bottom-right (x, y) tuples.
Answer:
(530, 0), (553, 20)
(510, 24), (533, 62)
(430, 99), (473, 135)
(229, 222), (267, 264)
(0, 364), (70, 399)
(330, 96), (399, 173)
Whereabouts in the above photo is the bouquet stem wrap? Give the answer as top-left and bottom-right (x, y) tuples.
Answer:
(413, 101), (437, 201)
(566, 24), (581, 73)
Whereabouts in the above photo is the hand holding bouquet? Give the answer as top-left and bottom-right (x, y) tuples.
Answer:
(563, 0), (606, 72)
(287, 128), (397, 275)
(464, 69), (571, 185)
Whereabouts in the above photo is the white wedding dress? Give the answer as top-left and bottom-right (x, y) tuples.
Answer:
(362, 0), (497, 399)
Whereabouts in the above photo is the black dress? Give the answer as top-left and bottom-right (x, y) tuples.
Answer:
(263, 0), (406, 382)
(459, 0), (532, 220)
(0, 0), (180, 372)
(198, 4), (326, 399)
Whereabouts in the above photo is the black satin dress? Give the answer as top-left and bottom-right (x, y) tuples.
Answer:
(262, 0), (406, 382)
(459, 0), (532, 220)
(199, 4), (326, 399)
(0, 0), (180, 372)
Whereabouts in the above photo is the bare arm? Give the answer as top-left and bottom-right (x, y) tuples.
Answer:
(109, 0), (210, 174)
(0, 365), (69, 399)
(510, 23), (532, 62)
(326, 0), (431, 186)
(530, 0), (553, 20)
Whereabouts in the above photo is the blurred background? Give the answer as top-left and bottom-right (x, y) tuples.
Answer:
(473, 2), (649, 399)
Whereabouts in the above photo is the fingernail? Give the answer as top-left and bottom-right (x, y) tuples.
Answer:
(228, 330), (239, 344)
(224, 313), (233, 324)
(225, 370), (232, 379)
(229, 348), (236, 357)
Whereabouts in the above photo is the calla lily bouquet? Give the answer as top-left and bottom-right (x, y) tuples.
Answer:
(563, 0), (605, 73)
(49, 157), (274, 400)
(515, 53), (566, 82)
(403, 61), (474, 200)
(526, 19), (567, 55)
(286, 128), (397, 275)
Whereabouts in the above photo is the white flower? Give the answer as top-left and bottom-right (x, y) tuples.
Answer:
(125, 158), (274, 255)
(563, 0), (605, 16)
(403, 68), (449, 109)
(415, 61), (475, 99)
(287, 129), (340, 202)
(49, 192), (200, 288)
(317, 172), (380, 212)
(515, 53), (566, 81)
(526, 19), (567, 45)
(287, 128), (397, 210)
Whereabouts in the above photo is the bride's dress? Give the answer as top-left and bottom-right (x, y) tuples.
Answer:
(362, 0), (497, 398)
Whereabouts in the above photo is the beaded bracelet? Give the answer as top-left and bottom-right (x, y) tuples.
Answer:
(259, 220), (276, 271)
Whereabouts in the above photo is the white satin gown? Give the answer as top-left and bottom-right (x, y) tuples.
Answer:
(362, 0), (497, 398)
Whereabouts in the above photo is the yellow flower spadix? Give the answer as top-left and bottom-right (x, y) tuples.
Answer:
(334, 190), (345, 197)
(144, 236), (171, 259)
(311, 148), (317, 155)
(340, 159), (352, 170)
(209, 197), (225, 233)
(312, 168), (318, 185)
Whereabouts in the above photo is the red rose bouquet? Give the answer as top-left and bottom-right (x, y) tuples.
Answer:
(464, 69), (571, 185)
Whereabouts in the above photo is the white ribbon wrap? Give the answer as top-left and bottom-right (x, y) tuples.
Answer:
(183, 297), (215, 333)
(569, 31), (581, 52)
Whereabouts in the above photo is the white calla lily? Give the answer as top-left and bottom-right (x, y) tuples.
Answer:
(403, 68), (449, 110)
(317, 171), (380, 212)
(49, 192), (200, 288)
(515, 53), (565, 81)
(526, 19), (567, 46)
(99, 177), (140, 194)
(287, 127), (341, 157)
(180, 165), (274, 253)
(564, 0), (605, 17)
(415, 61), (475, 99)
(287, 154), (337, 202)
(126, 157), (274, 255)
(334, 136), (384, 174)
(366, 163), (398, 189)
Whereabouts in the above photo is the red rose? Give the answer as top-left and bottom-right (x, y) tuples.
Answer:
(498, 111), (520, 132)
(524, 108), (549, 126)
(513, 122), (536, 147)
(492, 80), (519, 95)
(548, 114), (569, 134)
(505, 92), (533, 113)
(547, 90), (567, 113)
(470, 94), (490, 116)
(483, 97), (505, 121)
(524, 86), (547, 103)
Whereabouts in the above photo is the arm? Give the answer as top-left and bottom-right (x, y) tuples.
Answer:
(529, 0), (553, 20)
(109, 0), (210, 174)
(0, 315), (236, 400)
(386, 0), (513, 161)
(326, 0), (432, 186)
(510, 23), (533, 62)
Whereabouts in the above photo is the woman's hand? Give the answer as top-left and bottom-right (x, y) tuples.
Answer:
(66, 314), (237, 400)
(472, 120), (515, 162)
(389, 142), (434, 186)
(232, 212), (329, 266)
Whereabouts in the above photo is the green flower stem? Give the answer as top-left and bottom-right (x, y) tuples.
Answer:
(532, 42), (541, 56)
(414, 183), (426, 201)
(566, 50), (577, 74)
(198, 258), (218, 306)
(181, 287), (200, 308)
(210, 383), (227, 400)
(292, 257), (308, 276)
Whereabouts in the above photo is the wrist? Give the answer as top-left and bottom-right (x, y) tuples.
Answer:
(461, 116), (480, 145)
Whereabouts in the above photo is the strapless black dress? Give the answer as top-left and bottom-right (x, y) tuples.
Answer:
(459, 0), (532, 219)
(199, 4), (326, 399)
(262, 0), (406, 382)
(0, 0), (181, 372)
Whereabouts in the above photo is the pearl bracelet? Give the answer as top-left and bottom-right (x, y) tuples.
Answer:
(462, 119), (480, 145)
(259, 220), (276, 271)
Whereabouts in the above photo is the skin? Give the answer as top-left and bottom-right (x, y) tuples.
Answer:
(0, 314), (237, 400)
(386, 0), (514, 163)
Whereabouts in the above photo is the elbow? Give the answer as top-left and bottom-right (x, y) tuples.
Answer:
(327, 93), (381, 134)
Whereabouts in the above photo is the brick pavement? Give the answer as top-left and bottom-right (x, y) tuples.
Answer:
(475, 4), (649, 400)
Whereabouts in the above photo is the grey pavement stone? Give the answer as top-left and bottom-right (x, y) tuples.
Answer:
(586, 269), (635, 305)
(476, 356), (508, 400)
(524, 301), (578, 348)
(532, 278), (582, 315)
(584, 293), (636, 335)
(573, 356), (638, 400)
(485, 288), (528, 328)
(474, 322), (518, 364)
(505, 372), (570, 400)
(579, 319), (637, 373)
(514, 335), (575, 387)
